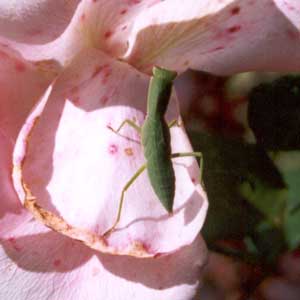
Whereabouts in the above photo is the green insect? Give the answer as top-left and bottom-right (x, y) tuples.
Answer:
(104, 66), (203, 237)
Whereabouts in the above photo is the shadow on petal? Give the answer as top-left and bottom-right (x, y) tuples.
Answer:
(98, 233), (207, 289)
(1, 230), (206, 291)
(116, 188), (205, 232)
(1, 231), (92, 273)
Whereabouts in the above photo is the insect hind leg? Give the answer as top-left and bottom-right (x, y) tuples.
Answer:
(171, 152), (204, 184)
(103, 163), (147, 238)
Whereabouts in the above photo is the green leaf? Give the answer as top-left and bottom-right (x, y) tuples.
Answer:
(284, 169), (300, 211)
(274, 151), (300, 249)
(239, 179), (288, 227)
(188, 131), (284, 244)
(284, 209), (300, 250)
(248, 75), (300, 150)
(252, 221), (286, 264)
(275, 151), (300, 211)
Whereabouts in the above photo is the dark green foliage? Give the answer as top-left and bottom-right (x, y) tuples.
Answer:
(248, 75), (300, 150)
(239, 179), (287, 228)
(276, 152), (300, 249)
(185, 74), (300, 265)
(188, 131), (289, 262)
(251, 222), (286, 264)
(284, 209), (300, 250)
(247, 75), (300, 253)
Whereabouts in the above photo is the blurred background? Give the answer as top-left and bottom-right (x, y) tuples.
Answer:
(176, 71), (300, 300)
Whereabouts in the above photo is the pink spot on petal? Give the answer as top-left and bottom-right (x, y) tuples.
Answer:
(286, 29), (300, 40)
(231, 6), (240, 15)
(211, 46), (225, 52)
(92, 64), (111, 84)
(103, 67), (111, 78)
(101, 66), (112, 84)
(8, 237), (21, 252)
(92, 267), (100, 276)
(100, 96), (109, 104)
(27, 29), (43, 36)
(128, 0), (141, 5)
(80, 13), (86, 22)
(154, 252), (164, 258)
(108, 144), (118, 154)
(15, 61), (26, 72)
(139, 241), (152, 253)
(104, 31), (113, 39)
(120, 9), (128, 15)
(0, 50), (8, 59)
(92, 66), (104, 78)
(121, 25), (128, 31)
(227, 25), (241, 33)
(72, 97), (81, 105)
(53, 259), (61, 267)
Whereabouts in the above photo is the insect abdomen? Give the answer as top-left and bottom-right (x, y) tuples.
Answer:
(147, 155), (175, 212)
(142, 118), (175, 212)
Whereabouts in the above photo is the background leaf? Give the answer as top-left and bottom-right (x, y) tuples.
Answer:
(188, 130), (288, 261)
(248, 75), (300, 150)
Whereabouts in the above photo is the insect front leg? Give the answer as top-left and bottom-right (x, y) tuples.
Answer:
(103, 163), (147, 238)
(108, 119), (142, 134)
(171, 152), (204, 184)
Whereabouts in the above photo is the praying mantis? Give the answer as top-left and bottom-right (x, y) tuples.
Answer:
(104, 66), (203, 237)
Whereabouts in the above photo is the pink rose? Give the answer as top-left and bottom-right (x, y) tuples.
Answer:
(0, 0), (299, 299)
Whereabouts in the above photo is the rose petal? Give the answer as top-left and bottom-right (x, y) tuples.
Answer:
(13, 48), (208, 257)
(0, 0), (80, 43)
(0, 212), (207, 300)
(3, 1), (300, 74)
(0, 43), (55, 237)
(74, 0), (164, 58)
(125, 0), (300, 74)
(0, 45), (55, 140)
(0, 0), (161, 67)
(0, 45), (53, 235)
(0, 130), (24, 229)
(2, 118), (207, 300)
(274, 0), (300, 27)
